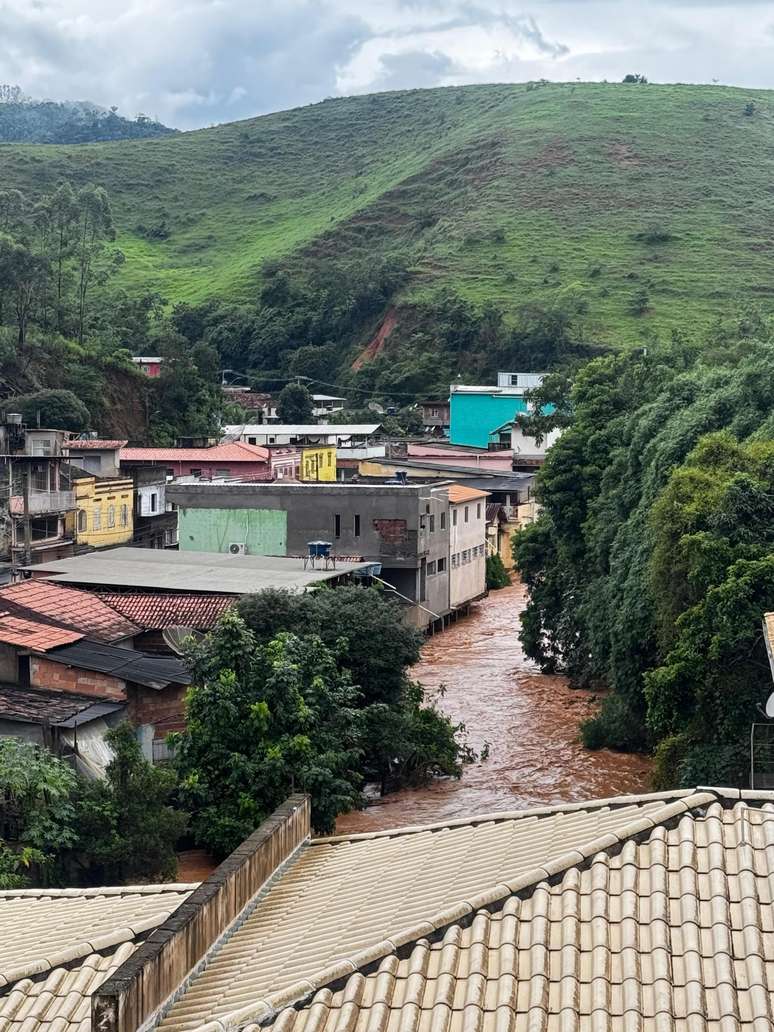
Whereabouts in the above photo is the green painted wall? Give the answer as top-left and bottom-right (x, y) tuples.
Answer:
(178, 507), (287, 555)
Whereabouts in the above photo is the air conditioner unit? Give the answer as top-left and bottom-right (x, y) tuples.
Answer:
(228, 542), (248, 555)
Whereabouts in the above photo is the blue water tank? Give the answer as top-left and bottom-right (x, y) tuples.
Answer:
(308, 541), (332, 558)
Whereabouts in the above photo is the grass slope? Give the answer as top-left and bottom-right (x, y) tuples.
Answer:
(2, 82), (772, 342)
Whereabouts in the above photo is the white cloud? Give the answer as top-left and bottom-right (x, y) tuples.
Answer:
(0, 0), (773, 129)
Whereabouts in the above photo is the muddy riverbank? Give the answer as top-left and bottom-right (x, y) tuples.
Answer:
(336, 582), (652, 833)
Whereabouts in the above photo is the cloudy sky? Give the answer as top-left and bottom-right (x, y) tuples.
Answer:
(2, 0), (774, 129)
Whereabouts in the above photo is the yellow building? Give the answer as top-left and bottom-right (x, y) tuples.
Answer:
(300, 445), (336, 482)
(69, 473), (135, 549)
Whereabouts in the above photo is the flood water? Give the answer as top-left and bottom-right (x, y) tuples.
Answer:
(336, 582), (652, 833)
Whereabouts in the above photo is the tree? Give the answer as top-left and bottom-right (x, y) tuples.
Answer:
(175, 612), (364, 855)
(73, 185), (115, 344)
(0, 738), (79, 886)
(276, 382), (314, 423)
(76, 722), (186, 883)
(486, 553), (510, 589)
(13, 388), (91, 431)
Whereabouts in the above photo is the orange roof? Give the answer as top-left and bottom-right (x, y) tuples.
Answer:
(120, 442), (270, 463)
(0, 581), (139, 642)
(446, 483), (491, 504)
(0, 611), (82, 651)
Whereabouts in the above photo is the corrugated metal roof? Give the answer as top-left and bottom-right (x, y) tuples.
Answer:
(43, 640), (191, 689)
(25, 549), (372, 595)
(120, 442), (270, 462)
(224, 424), (380, 436)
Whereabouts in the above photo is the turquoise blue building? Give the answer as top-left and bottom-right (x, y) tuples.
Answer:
(449, 387), (530, 448)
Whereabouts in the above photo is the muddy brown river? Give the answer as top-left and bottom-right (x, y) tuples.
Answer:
(336, 582), (652, 833)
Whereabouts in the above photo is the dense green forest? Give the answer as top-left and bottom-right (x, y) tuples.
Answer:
(514, 314), (774, 786)
(1, 82), (774, 393)
(0, 85), (174, 144)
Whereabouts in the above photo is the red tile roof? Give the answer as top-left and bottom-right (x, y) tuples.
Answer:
(0, 581), (139, 642)
(0, 610), (83, 651)
(65, 440), (128, 450)
(96, 593), (235, 630)
(447, 483), (490, 503)
(120, 442), (270, 463)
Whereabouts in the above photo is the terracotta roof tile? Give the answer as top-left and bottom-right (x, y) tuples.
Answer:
(0, 582), (139, 642)
(64, 440), (127, 450)
(120, 443), (270, 463)
(447, 484), (490, 504)
(95, 593), (235, 630)
(0, 611), (82, 651)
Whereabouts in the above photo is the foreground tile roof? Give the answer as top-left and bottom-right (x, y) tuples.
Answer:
(96, 593), (235, 630)
(0, 884), (195, 991)
(156, 794), (687, 1032)
(0, 581), (139, 642)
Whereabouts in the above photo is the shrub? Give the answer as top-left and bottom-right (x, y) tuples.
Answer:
(486, 553), (511, 589)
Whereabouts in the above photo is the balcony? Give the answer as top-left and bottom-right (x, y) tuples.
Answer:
(10, 490), (75, 515)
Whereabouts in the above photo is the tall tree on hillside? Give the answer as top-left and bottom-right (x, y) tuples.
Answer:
(276, 382), (314, 423)
(74, 185), (115, 344)
(36, 182), (80, 333)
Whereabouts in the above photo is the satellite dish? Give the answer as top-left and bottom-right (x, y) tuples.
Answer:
(766, 692), (774, 719)
(163, 626), (204, 656)
(368, 401), (385, 414)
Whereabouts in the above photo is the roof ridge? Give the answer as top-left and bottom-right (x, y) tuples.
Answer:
(0, 883), (199, 899)
(313, 787), (698, 844)
(195, 790), (718, 1032)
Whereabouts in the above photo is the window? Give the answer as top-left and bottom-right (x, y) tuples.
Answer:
(150, 492), (157, 513)
(93, 506), (101, 530)
(354, 514), (360, 537)
(30, 516), (60, 541)
(107, 505), (115, 529)
(425, 504), (430, 514)
(477, 503), (481, 519)
(190, 468), (202, 478)
(462, 549), (470, 564)
(334, 514), (341, 538)
(31, 464), (49, 492)
(215, 468), (230, 478)
(464, 505), (469, 523)
(327, 452), (332, 467)
(165, 469), (174, 479)
(77, 509), (87, 533)
(440, 512), (446, 530)
(120, 504), (128, 527)
(452, 509), (458, 527)
(451, 553), (459, 569)
(429, 514), (435, 533)
(437, 557), (447, 573)
(427, 560), (437, 576)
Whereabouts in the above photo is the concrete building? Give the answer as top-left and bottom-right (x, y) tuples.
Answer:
(0, 420), (76, 575)
(69, 470), (134, 550)
(300, 445), (336, 482)
(224, 424), (380, 448)
(64, 439), (125, 478)
(131, 356), (163, 377)
(449, 373), (545, 448)
(447, 484), (488, 608)
(489, 418), (561, 464)
(167, 481), (451, 628)
(418, 400), (450, 434)
(130, 467), (177, 549)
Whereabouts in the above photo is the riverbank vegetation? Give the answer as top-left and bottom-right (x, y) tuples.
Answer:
(175, 586), (467, 856)
(514, 314), (774, 787)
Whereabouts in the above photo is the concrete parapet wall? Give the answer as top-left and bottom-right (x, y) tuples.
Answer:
(92, 794), (310, 1032)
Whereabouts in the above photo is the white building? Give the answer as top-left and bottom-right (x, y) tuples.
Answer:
(223, 424), (381, 448)
(447, 484), (488, 609)
(496, 371), (546, 390)
(491, 419), (562, 459)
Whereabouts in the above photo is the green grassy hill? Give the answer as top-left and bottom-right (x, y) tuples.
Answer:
(3, 81), (774, 343)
